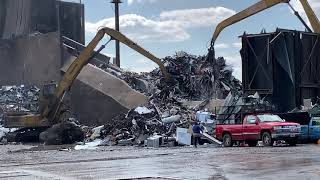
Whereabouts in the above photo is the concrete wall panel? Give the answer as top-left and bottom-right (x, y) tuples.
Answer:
(62, 57), (148, 110)
(1, 0), (32, 39)
(62, 57), (148, 125)
(70, 80), (129, 126)
(0, 32), (61, 86)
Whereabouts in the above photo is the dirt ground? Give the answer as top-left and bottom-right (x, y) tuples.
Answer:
(0, 144), (319, 179)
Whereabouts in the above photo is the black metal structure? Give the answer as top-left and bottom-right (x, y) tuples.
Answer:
(111, 0), (122, 67)
(0, 0), (85, 43)
(242, 29), (320, 112)
(58, 1), (85, 44)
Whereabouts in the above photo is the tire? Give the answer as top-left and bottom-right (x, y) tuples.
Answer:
(8, 128), (46, 142)
(223, 133), (233, 147)
(262, 132), (273, 146)
(247, 140), (258, 147)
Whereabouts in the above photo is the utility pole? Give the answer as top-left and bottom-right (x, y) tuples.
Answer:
(111, 0), (122, 67)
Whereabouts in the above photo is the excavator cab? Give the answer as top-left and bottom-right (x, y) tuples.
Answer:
(38, 82), (57, 118)
(3, 83), (56, 128)
(42, 82), (57, 98)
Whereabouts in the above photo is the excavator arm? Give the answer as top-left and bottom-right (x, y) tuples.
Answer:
(42, 27), (169, 123)
(212, 0), (289, 45)
(299, 0), (320, 33)
(4, 27), (169, 128)
(211, 0), (320, 45)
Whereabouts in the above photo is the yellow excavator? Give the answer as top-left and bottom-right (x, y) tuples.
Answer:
(4, 27), (169, 131)
(211, 0), (320, 45)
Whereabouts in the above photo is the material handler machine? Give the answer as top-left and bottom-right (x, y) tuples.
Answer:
(4, 27), (169, 141)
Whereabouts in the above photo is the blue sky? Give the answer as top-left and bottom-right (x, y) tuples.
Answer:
(72, 0), (319, 80)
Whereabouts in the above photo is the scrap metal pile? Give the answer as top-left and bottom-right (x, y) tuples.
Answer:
(121, 51), (242, 100)
(83, 103), (191, 147)
(86, 51), (242, 147)
(0, 85), (40, 140)
(0, 85), (40, 113)
(0, 52), (242, 146)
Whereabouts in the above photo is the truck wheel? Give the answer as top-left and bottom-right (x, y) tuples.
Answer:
(223, 133), (233, 147)
(247, 140), (258, 147)
(262, 132), (273, 146)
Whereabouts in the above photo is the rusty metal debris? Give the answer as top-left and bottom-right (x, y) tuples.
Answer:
(81, 52), (242, 147)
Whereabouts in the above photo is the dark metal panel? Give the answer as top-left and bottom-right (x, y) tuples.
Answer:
(58, 1), (85, 44)
(242, 34), (273, 94)
(0, 0), (59, 39)
(0, 0), (84, 40)
(0, 0), (7, 37)
(242, 29), (320, 112)
(294, 30), (303, 108)
(271, 31), (296, 111)
(30, 0), (58, 34)
(299, 34), (320, 104)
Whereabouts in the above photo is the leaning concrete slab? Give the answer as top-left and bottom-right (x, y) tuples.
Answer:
(61, 57), (148, 125)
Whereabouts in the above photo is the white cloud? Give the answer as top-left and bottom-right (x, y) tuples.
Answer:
(160, 7), (236, 28)
(291, 0), (320, 29)
(127, 0), (134, 5)
(223, 55), (242, 80)
(86, 14), (189, 42)
(215, 43), (229, 49)
(127, 0), (157, 5)
(85, 7), (235, 43)
(232, 42), (242, 49)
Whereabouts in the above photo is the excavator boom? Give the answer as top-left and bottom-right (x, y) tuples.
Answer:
(299, 0), (320, 33)
(51, 27), (168, 110)
(5, 27), (169, 127)
(42, 27), (169, 122)
(212, 0), (289, 45)
(211, 0), (320, 45)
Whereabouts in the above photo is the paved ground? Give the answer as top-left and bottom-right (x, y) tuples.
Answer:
(0, 144), (319, 179)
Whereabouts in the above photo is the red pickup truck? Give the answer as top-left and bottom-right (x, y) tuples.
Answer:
(216, 114), (301, 147)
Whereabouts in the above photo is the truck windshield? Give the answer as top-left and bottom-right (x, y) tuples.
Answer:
(257, 114), (283, 122)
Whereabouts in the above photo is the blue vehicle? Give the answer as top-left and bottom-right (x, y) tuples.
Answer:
(300, 116), (320, 143)
(279, 112), (320, 143)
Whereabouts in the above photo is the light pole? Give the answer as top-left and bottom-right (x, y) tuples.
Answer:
(111, 0), (122, 67)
